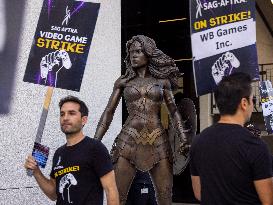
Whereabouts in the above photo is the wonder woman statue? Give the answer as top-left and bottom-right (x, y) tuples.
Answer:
(94, 35), (194, 205)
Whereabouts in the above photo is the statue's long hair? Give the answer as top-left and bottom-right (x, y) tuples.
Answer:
(122, 35), (182, 89)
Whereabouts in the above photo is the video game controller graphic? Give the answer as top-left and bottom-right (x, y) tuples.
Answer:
(40, 50), (72, 87)
(211, 51), (240, 84)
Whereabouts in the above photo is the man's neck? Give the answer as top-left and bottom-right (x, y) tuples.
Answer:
(66, 132), (85, 146)
(218, 114), (244, 126)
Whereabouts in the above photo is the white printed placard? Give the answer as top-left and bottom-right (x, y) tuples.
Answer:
(190, 0), (259, 96)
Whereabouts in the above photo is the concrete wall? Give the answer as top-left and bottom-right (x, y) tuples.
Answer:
(199, 94), (213, 131)
(0, 0), (121, 204)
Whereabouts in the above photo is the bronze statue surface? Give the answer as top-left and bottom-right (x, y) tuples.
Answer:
(94, 35), (194, 205)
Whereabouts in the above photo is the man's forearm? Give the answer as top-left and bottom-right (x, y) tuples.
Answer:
(254, 178), (273, 205)
(105, 187), (120, 205)
(101, 170), (120, 205)
(34, 170), (57, 201)
(191, 175), (201, 201)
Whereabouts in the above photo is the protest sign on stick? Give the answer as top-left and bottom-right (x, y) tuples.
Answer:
(24, 0), (100, 175)
(190, 0), (259, 96)
(259, 81), (273, 134)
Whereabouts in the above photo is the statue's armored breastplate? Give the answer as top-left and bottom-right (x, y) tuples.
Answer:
(123, 79), (164, 129)
(124, 81), (163, 104)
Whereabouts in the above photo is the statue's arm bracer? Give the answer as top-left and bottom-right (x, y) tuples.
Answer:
(163, 80), (189, 144)
(94, 80), (123, 140)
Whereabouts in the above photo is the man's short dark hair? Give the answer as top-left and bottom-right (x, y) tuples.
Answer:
(59, 95), (89, 117)
(214, 72), (252, 115)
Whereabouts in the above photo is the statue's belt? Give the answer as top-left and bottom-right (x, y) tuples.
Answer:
(121, 127), (165, 145)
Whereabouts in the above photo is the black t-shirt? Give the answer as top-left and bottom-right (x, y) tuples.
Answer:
(190, 123), (273, 205)
(50, 137), (113, 205)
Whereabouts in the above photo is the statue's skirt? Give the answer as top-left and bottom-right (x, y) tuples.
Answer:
(111, 127), (173, 172)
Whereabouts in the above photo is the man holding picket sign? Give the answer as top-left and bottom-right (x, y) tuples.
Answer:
(25, 96), (119, 205)
(23, 0), (120, 204)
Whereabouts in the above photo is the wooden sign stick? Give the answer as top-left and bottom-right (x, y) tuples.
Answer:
(35, 86), (54, 143)
(27, 86), (54, 176)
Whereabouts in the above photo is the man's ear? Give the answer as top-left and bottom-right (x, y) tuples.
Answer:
(82, 116), (88, 126)
(240, 98), (248, 111)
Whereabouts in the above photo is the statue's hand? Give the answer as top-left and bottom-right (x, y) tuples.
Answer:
(178, 141), (190, 157)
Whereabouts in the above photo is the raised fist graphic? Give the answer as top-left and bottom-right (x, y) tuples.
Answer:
(211, 51), (240, 84)
(40, 50), (72, 87)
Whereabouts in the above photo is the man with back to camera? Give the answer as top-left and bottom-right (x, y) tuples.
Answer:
(24, 95), (120, 205)
(190, 72), (273, 205)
